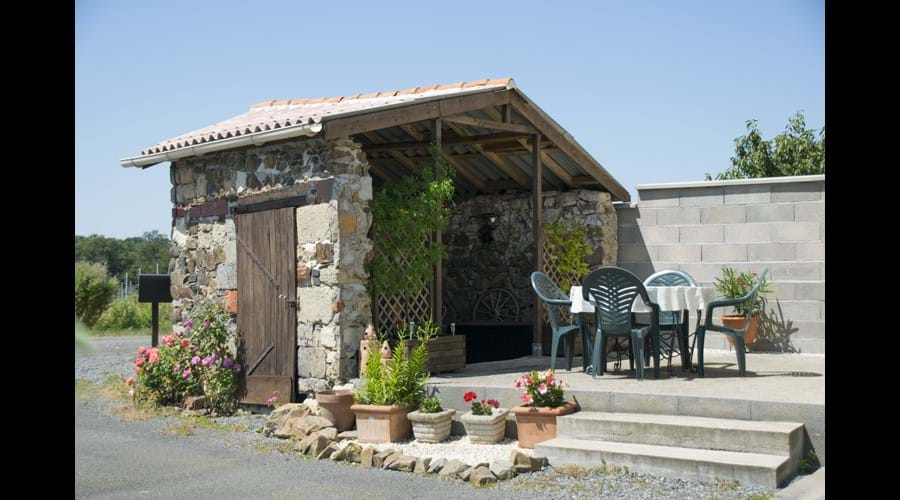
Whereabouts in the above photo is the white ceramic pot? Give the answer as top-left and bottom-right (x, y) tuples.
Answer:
(460, 408), (509, 444)
(407, 408), (456, 443)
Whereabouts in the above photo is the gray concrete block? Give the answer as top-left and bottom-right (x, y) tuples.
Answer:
(793, 282), (825, 301)
(700, 205), (746, 224)
(566, 391), (612, 412)
(769, 262), (822, 281)
(771, 182), (823, 202)
(657, 245), (701, 263)
(701, 244), (748, 263)
(793, 202), (825, 223)
(771, 222), (821, 242)
(747, 243), (795, 261)
(768, 282), (795, 300)
(724, 224), (771, 243)
(769, 300), (822, 321)
(618, 244), (656, 264)
(678, 187), (724, 207)
(794, 242), (825, 260)
(788, 320), (826, 339)
(724, 184), (771, 205)
(640, 226), (680, 244)
(747, 204), (795, 223)
(675, 396), (752, 421)
(679, 225), (724, 244)
(657, 207), (701, 225)
(617, 206), (658, 226)
(638, 189), (679, 208)
(680, 263), (750, 283)
(610, 392), (678, 415)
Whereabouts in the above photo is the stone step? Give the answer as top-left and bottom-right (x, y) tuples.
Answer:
(558, 411), (804, 460)
(535, 437), (792, 488)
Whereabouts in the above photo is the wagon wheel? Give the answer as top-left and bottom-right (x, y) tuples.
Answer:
(472, 288), (520, 322)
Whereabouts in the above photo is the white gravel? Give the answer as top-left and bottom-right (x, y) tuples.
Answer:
(371, 434), (533, 464)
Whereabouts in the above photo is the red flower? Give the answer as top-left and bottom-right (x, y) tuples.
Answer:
(463, 391), (477, 403)
(486, 399), (500, 408)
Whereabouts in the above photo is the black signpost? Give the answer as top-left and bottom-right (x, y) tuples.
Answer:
(138, 274), (173, 347)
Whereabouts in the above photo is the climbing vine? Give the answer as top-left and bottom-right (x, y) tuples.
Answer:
(367, 145), (455, 300)
(544, 222), (591, 293)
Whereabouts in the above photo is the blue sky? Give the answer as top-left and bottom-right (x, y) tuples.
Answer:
(75, 0), (824, 238)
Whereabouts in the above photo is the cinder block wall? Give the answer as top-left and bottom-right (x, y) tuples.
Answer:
(616, 175), (825, 353)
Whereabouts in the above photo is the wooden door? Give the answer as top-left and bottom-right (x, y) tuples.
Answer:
(235, 207), (297, 404)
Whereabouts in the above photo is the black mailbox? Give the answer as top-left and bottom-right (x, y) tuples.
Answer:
(138, 274), (172, 303)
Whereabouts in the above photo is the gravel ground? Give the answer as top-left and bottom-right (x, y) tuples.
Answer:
(372, 435), (533, 464)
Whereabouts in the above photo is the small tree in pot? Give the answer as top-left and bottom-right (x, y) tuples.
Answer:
(713, 268), (771, 347)
(407, 393), (455, 443)
(511, 369), (577, 448)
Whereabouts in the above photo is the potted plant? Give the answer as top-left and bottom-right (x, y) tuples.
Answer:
(407, 394), (455, 443)
(351, 324), (434, 443)
(315, 389), (355, 432)
(713, 268), (771, 347)
(460, 392), (508, 444)
(511, 369), (577, 448)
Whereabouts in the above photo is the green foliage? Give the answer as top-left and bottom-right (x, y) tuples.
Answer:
(367, 146), (455, 301)
(707, 111), (825, 180)
(95, 295), (173, 331)
(355, 322), (437, 406)
(418, 395), (443, 413)
(798, 450), (820, 475)
(713, 268), (771, 317)
(75, 261), (118, 327)
(75, 230), (171, 280)
(544, 222), (591, 293)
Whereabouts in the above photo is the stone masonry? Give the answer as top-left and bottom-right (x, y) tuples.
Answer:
(168, 138), (373, 393)
(444, 189), (617, 323)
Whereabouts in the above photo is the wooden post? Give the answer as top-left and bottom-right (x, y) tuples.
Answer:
(532, 133), (543, 356)
(432, 118), (443, 326)
(151, 302), (159, 347)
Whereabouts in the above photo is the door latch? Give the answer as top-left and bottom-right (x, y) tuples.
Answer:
(278, 294), (299, 306)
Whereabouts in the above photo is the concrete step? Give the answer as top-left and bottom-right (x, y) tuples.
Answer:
(558, 411), (804, 460)
(535, 437), (792, 488)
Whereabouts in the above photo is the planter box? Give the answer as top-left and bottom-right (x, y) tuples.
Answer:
(403, 335), (466, 373)
(723, 315), (761, 347)
(350, 404), (414, 443)
(460, 408), (509, 444)
(315, 390), (355, 432)
(512, 401), (578, 449)
(407, 408), (455, 443)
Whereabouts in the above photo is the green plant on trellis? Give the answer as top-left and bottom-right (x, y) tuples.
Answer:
(544, 222), (591, 293)
(367, 145), (455, 302)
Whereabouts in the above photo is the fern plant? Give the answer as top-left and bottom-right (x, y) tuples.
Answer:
(355, 323), (436, 406)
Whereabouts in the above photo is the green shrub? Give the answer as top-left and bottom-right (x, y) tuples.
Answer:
(96, 296), (172, 331)
(419, 395), (443, 413)
(355, 321), (436, 406)
(75, 261), (118, 327)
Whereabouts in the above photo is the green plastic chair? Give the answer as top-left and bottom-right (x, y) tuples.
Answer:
(583, 267), (661, 380)
(642, 270), (697, 374)
(696, 269), (769, 377)
(530, 272), (580, 371)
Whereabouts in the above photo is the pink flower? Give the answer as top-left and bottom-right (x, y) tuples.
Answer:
(128, 388), (134, 397)
(125, 377), (134, 386)
(546, 375), (555, 386)
(538, 383), (548, 395)
(203, 321), (210, 330)
(202, 356), (215, 367)
(514, 379), (522, 390)
(182, 368), (191, 379)
(191, 356), (200, 366)
(222, 358), (234, 369)
(162, 334), (175, 347)
(134, 366), (141, 375)
(233, 363), (242, 373)
(184, 319), (194, 329)
(135, 357), (145, 367)
(148, 348), (160, 364)
(266, 395), (278, 406)
(137, 346), (148, 356)
(180, 338), (190, 348)
(521, 393), (533, 404)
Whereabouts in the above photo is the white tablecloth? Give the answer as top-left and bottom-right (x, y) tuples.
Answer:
(569, 285), (717, 314)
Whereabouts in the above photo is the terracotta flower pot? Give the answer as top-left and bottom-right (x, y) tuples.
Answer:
(407, 408), (456, 443)
(350, 403), (414, 443)
(722, 315), (761, 346)
(315, 390), (356, 432)
(512, 401), (577, 449)
(460, 408), (509, 444)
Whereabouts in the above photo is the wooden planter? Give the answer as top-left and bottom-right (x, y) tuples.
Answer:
(512, 401), (578, 449)
(407, 408), (456, 443)
(350, 403), (414, 443)
(315, 390), (356, 432)
(403, 335), (466, 373)
(460, 408), (509, 444)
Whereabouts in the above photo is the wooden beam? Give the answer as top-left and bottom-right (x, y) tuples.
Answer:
(509, 92), (630, 201)
(532, 133), (543, 353)
(572, 175), (604, 186)
(444, 122), (532, 189)
(360, 132), (532, 153)
(398, 124), (487, 193)
(481, 179), (525, 192)
(483, 107), (569, 188)
(443, 114), (535, 134)
(323, 89), (512, 140)
(432, 118), (443, 325)
(363, 131), (420, 175)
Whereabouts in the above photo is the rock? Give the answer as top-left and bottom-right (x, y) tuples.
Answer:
(490, 460), (517, 480)
(301, 398), (322, 416)
(317, 427), (338, 441)
(360, 446), (375, 468)
(183, 396), (207, 410)
(427, 458), (447, 474)
(386, 455), (417, 472)
(469, 467), (498, 486)
(460, 464), (489, 481)
(509, 451), (548, 473)
(316, 443), (338, 460)
(373, 448), (396, 468)
(336, 430), (357, 441)
(265, 404), (310, 436)
(332, 443), (362, 463)
(296, 415), (336, 436)
(306, 434), (332, 457)
(382, 452), (403, 469)
(294, 434), (318, 454)
(438, 459), (469, 479)
(414, 457), (432, 474)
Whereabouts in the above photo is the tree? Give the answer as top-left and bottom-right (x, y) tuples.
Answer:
(75, 261), (118, 327)
(75, 231), (171, 280)
(707, 111), (825, 180)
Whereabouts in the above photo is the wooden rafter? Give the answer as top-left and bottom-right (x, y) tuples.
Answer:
(442, 114), (535, 134)
(398, 124), (487, 193)
(483, 107), (574, 188)
(444, 121), (532, 189)
(361, 132), (532, 153)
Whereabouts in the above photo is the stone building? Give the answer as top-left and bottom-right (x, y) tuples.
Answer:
(121, 78), (628, 402)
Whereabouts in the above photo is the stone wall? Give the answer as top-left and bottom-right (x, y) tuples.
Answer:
(168, 138), (373, 393)
(616, 175), (825, 353)
(443, 189), (617, 324)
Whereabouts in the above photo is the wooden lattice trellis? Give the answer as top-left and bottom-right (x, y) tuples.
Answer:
(372, 227), (434, 331)
(541, 236), (582, 325)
